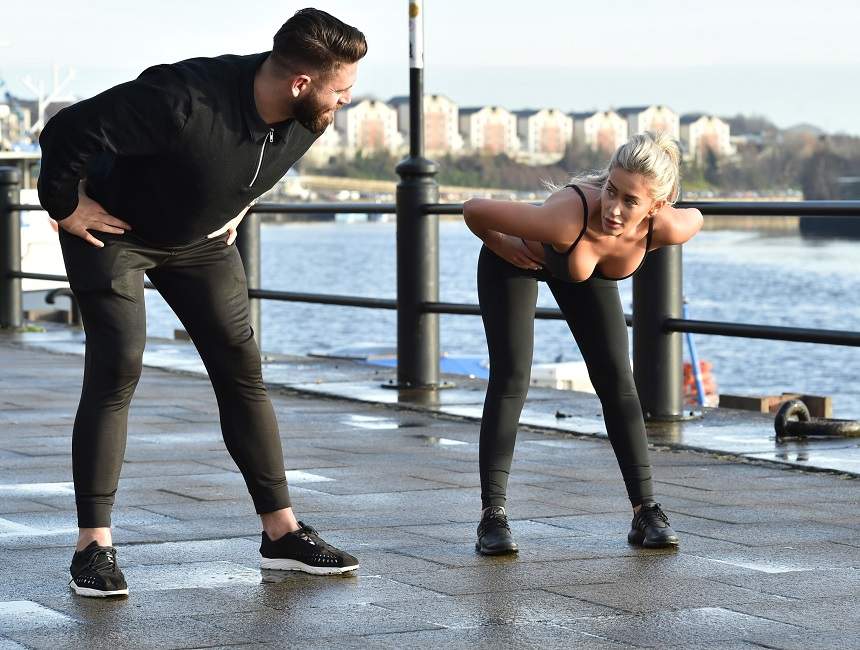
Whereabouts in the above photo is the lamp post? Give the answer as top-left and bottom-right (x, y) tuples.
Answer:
(395, 1), (440, 389)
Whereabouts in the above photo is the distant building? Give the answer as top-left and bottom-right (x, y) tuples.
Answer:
(302, 123), (343, 168)
(730, 132), (765, 151)
(0, 95), (35, 149)
(44, 100), (75, 126)
(571, 110), (628, 153)
(390, 94), (463, 158)
(334, 98), (402, 157)
(617, 105), (680, 140)
(514, 108), (573, 164)
(459, 106), (520, 156)
(680, 114), (733, 161)
(0, 104), (10, 149)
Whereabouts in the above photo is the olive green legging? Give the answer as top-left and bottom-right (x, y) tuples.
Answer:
(478, 245), (655, 508)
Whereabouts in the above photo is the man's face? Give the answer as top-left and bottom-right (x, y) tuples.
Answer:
(294, 62), (357, 134)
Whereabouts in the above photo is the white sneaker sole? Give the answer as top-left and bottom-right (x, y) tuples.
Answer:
(69, 574), (129, 597)
(260, 558), (359, 575)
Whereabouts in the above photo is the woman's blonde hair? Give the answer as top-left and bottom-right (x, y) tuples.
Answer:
(570, 131), (682, 204)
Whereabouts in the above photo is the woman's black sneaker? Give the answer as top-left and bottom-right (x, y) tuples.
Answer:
(476, 506), (519, 555)
(69, 541), (129, 598)
(627, 502), (680, 548)
(260, 522), (359, 575)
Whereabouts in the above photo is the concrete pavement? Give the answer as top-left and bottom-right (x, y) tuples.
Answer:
(1, 334), (858, 649)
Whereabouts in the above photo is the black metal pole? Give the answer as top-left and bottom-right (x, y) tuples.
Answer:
(395, 0), (440, 388)
(633, 245), (686, 419)
(0, 167), (23, 329)
(237, 211), (262, 347)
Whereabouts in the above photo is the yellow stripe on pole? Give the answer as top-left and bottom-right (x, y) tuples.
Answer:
(409, 1), (424, 69)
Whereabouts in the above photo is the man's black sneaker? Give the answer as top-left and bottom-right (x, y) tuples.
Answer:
(69, 541), (129, 598)
(628, 502), (680, 548)
(260, 522), (359, 575)
(476, 506), (519, 555)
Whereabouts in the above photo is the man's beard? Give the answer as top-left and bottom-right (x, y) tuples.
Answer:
(294, 93), (334, 135)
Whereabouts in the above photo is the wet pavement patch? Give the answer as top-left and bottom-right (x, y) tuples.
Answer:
(285, 470), (334, 483)
(412, 435), (470, 446)
(343, 414), (428, 430)
(563, 606), (806, 646)
(123, 561), (260, 592)
(0, 483), (75, 497)
(0, 601), (74, 630)
(0, 517), (76, 539)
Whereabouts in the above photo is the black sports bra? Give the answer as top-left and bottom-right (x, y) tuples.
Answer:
(539, 184), (653, 283)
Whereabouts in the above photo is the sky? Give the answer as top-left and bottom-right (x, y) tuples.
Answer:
(2, 0), (859, 134)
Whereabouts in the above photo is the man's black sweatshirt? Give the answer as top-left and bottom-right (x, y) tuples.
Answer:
(38, 52), (318, 246)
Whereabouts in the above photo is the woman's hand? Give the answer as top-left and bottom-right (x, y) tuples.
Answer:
(487, 232), (543, 270)
(58, 181), (132, 248)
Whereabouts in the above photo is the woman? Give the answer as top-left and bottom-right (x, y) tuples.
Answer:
(463, 131), (703, 555)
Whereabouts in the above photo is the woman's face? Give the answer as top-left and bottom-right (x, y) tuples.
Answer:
(599, 167), (661, 236)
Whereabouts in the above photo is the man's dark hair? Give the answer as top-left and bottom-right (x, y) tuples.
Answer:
(272, 8), (367, 77)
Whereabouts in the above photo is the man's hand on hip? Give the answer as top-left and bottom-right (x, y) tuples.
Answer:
(207, 209), (248, 246)
(59, 182), (132, 248)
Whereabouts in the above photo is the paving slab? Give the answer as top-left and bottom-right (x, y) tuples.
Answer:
(546, 577), (791, 614)
(374, 588), (622, 628)
(727, 596), (860, 632)
(561, 606), (807, 647)
(2, 333), (859, 648)
(316, 625), (631, 650)
(3, 615), (263, 649)
(710, 567), (860, 599)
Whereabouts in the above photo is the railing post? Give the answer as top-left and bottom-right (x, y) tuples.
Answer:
(633, 245), (685, 419)
(0, 167), (23, 329)
(237, 210), (262, 347)
(395, 0), (440, 388)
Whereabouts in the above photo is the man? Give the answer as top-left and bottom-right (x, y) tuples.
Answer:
(37, 8), (366, 598)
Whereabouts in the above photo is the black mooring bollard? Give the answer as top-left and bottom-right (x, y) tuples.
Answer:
(395, 155), (439, 389)
(0, 167), (23, 329)
(633, 245), (687, 420)
(237, 210), (262, 348)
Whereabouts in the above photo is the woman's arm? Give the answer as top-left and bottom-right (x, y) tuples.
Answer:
(461, 201), (546, 270)
(463, 192), (583, 244)
(650, 205), (704, 248)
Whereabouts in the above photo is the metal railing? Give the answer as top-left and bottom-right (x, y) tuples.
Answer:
(3, 2), (860, 421)
(3, 166), (860, 419)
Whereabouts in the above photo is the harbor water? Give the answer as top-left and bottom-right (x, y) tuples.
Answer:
(143, 221), (860, 419)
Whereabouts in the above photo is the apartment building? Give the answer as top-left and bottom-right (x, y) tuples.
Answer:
(571, 110), (628, 153)
(459, 106), (520, 156)
(390, 94), (463, 157)
(514, 108), (573, 164)
(617, 105), (680, 140)
(680, 114), (734, 160)
(334, 98), (402, 157)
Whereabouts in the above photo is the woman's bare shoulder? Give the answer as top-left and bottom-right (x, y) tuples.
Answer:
(546, 182), (600, 204)
(578, 182), (603, 204)
(556, 182), (602, 209)
(542, 186), (588, 222)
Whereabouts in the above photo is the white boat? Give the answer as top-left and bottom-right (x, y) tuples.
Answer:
(18, 189), (68, 314)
